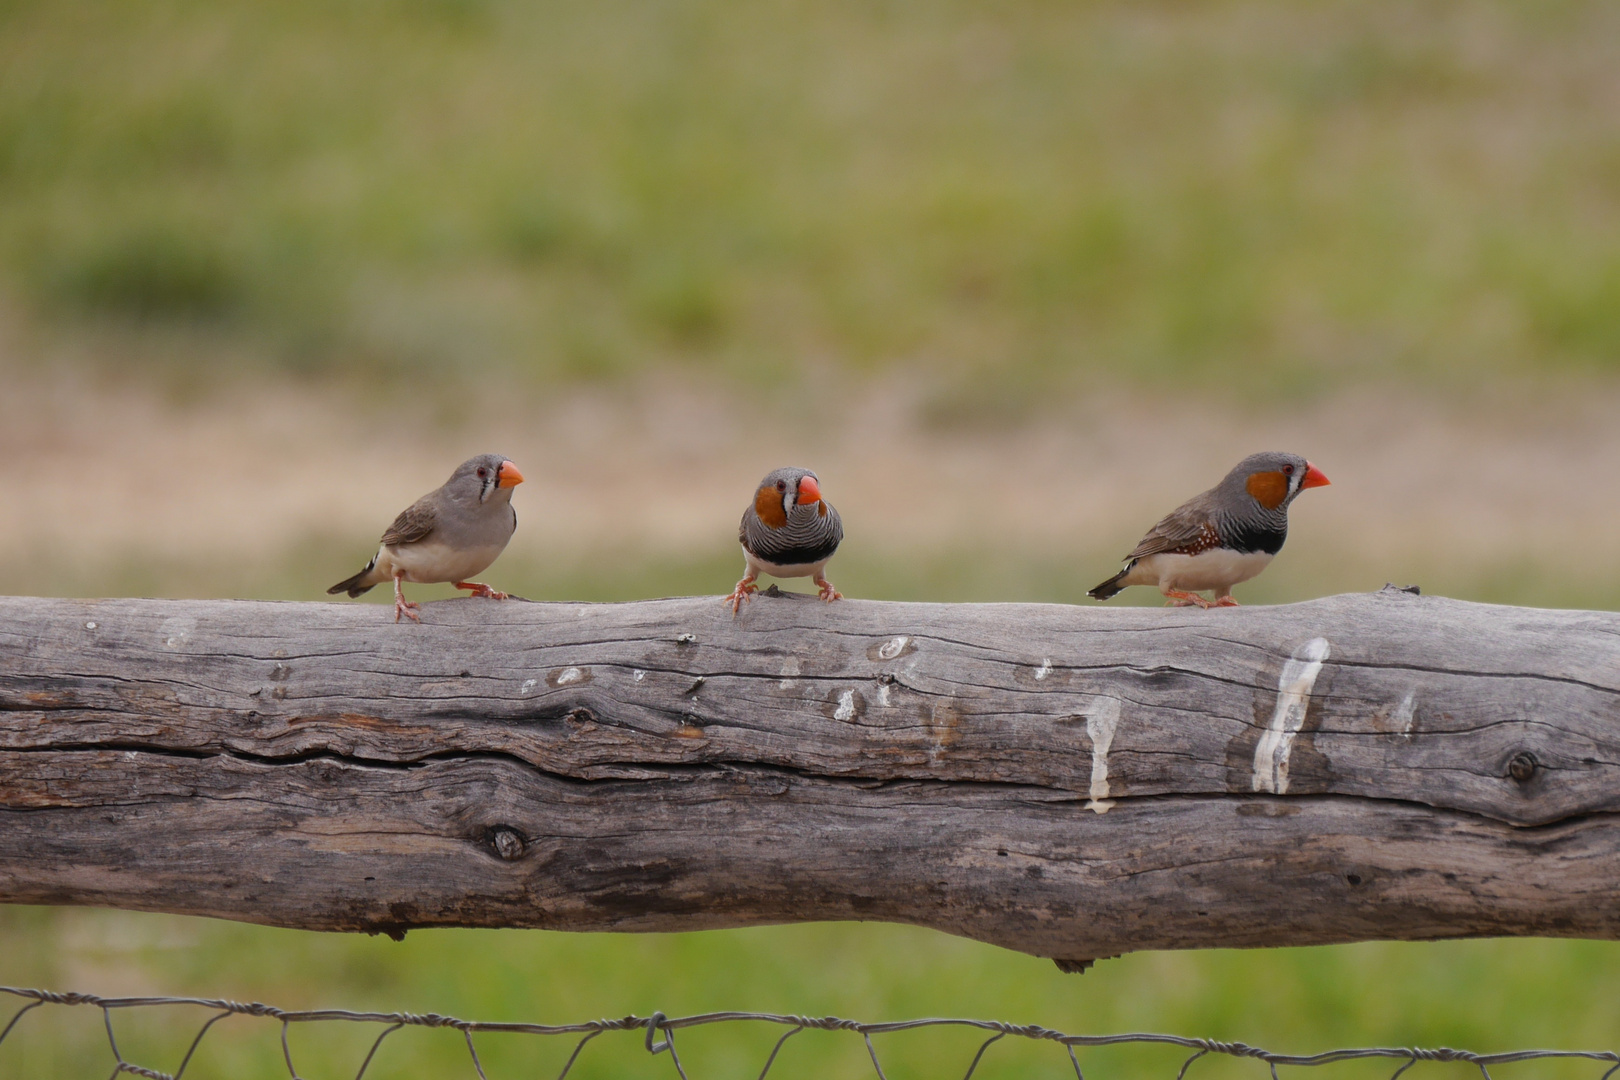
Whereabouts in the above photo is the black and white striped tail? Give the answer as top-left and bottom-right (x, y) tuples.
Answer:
(1087, 567), (1130, 601)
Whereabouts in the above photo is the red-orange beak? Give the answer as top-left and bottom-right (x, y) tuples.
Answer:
(497, 460), (524, 488)
(796, 474), (822, 505)
(1300, 462), (1330, 490)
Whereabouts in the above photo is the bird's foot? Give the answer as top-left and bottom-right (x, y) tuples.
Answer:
(724, 576), (759, 615)
(392, 575), (422, 623)
(1213, 595), (1240, 607)
(815, 576), (843, 603)
(1163, 589), (1215, 609)
(455, 581), (509, 600)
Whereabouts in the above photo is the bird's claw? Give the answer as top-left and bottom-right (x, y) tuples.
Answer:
(1213, 596), (1240, 607)
(724, 578), (759, 615)
(455, 581), (508, 600)
(815, 577), (843, 603)
(1164, 589), (1215, 609)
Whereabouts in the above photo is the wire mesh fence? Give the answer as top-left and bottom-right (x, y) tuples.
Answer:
(4, 986), (1619, 1080)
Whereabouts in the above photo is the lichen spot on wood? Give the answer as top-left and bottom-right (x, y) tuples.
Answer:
(927, 699), (962, 760)
(1034, 659), (1052, 681)
(1391, 691), (1416, 737)
(1370, 691), (1417, 734)
(827, 687), (867, 725)
(546, 666), (593, 688)
(868, 635), (917, 661)
(159, 616), (195, 649)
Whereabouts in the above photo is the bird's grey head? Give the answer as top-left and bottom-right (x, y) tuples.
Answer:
(752, 466), (827, 529)
(448, 454), (525, 506)
(1221, 452), (1330, 513)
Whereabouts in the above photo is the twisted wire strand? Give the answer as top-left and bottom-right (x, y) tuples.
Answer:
(4, 985), (1617, 1080)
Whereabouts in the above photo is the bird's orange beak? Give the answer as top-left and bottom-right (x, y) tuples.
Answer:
(497, 460), (524, 488)
(1300, 462), (1330, 490)
(796, 474), (822, 505)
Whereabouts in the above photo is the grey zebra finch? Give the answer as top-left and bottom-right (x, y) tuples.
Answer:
(328, 454), (524, 623)
(724, 466), (844, 614)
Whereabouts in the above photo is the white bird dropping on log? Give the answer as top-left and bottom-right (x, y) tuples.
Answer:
(1084, 697), (1121, 813)
(1253, 637), (1331, 794)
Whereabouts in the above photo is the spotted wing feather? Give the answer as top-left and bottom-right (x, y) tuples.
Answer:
(1123, 492), (1221, 560)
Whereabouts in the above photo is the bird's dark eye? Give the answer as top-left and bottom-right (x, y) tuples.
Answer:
(477, 467), (488, 478)
(775, 480), (787, 491)
(1282, 464), (1295, 475)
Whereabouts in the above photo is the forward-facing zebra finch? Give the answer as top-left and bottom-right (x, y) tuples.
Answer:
(724, 466), (844, 614)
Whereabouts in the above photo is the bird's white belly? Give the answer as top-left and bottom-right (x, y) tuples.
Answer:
(377, 540), (504, 585)
(745, 551), (830, 580)
(1134, 549), (1273, 592)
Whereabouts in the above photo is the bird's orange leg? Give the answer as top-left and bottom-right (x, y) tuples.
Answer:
(392, 573), (422, 623)
(814, 574), (843, 603)
(1213, 593), (1241, 608)
(455, 581), (509, 600)
(724, 572), (759, 614)
(1163, 588), (1215, 609)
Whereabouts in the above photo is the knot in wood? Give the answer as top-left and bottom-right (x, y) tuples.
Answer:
(1508, 751), (1538, 784)
(490, 828), (526, 861)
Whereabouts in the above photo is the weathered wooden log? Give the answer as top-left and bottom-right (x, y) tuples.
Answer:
(2, 587), (1618, 963)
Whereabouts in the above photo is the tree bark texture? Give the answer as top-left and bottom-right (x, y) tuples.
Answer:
(1, 587), (1617, 961)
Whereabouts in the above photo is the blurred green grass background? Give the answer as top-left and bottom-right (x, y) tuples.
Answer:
(5, 911), (1620, 1080)
(6, 0), (1620, 1075)
(3, 0), (1620, 409)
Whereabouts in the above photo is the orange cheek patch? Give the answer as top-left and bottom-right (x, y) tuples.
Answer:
(1246, 470), (1288, 509)
(754, 486), (788, 529)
